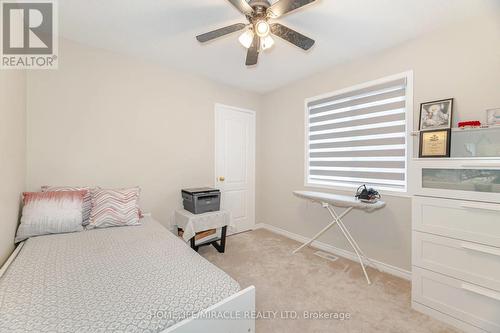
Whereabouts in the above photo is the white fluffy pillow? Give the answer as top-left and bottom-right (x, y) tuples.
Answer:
(15, 191), (87, 243)
(41, 186), (92, 226)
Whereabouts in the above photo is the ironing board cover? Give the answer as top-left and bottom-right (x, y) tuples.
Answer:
(293, 191), (385, 212)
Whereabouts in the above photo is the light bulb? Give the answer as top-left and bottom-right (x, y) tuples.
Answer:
(255, 20), (270, 37)
(261, 35), (275, 50)
(239, 29), (254, 49)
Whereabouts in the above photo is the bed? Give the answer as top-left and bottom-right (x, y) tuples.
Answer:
(0, 216), (255, 333)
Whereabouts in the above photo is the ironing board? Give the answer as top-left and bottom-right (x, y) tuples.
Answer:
(292, 190), (386, 284)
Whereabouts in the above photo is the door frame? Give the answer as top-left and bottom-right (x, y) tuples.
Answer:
(214, 103), (256, 232)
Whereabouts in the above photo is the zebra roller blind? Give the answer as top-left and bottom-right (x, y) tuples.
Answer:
(306, 76), (409, 192)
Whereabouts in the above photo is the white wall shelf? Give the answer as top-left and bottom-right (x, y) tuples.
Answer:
(411, 125), (500, 136)
(412, 157), (500, 161)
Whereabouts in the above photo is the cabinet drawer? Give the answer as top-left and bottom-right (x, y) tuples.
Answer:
(413, 232), (500, 291)
(411, 159), (500, 203)
(413, 196), (500, 247)
(412, 267), (500, 333)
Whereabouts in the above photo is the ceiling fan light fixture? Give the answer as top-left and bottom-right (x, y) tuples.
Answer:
(255, 20), (270, 37)
(195, 0), (317, 66)
(239, 29), (254, 49)
(261, 35), (275, 50)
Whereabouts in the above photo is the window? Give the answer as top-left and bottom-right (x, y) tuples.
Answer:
(305, 72), (412, 193)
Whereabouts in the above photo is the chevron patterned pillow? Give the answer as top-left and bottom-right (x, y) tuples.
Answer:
(41, 186), (92, 226)
(87, 187), (141, 229)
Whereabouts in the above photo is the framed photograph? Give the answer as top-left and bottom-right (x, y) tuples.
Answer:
(419, 129), (451, 158)
(486, 108), (500, 126)
(419, 98), (454, 131)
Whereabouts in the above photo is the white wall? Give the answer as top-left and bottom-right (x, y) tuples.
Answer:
(22, 11), (500, 272)
(26, 39), (261, 227)
(0, 70), (26, 265)
(258, 15), (500, 271)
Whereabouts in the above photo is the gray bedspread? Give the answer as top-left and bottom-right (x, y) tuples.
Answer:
(0, 217), (240, 333)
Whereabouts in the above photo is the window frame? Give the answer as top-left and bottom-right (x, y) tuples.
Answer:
(304, 71), (414, 197)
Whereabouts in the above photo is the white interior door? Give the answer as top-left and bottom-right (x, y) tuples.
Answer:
(215, 104), (256, 233)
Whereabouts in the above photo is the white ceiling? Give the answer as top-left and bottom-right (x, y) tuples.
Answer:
(59, 0), (498, 93)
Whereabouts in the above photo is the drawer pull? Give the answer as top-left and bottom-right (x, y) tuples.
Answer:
(460, 202), (500, 212)
(461, 243), (500, 257)
(461, 282), (500, 301)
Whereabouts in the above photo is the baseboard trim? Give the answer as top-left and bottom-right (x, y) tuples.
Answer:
(254, 223), (411, 281)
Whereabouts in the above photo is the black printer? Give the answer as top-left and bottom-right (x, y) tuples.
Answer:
(181, 187), (221, 214)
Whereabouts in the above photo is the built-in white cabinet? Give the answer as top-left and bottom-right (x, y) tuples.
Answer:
(411, 158), (500, 333)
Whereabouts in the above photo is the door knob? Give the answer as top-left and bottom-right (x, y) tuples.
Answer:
(219, 176), (225, 182)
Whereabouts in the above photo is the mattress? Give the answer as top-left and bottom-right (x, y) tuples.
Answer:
(0, 216), (240, 333)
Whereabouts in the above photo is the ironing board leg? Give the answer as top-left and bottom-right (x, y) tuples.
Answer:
(292, 206), (353, 254)
(329, 207), (379, 271)
(326, 206), (372, 285)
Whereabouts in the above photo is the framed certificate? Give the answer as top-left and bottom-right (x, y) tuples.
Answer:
(419, 129), (451, 158)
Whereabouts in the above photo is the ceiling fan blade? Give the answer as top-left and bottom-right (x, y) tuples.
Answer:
(245, 34), (260, 66)
(196, 23), (247, 43)
(227, 0), (254, 16)
(267, 0), (316, 18)
(270, 23), (315, 50)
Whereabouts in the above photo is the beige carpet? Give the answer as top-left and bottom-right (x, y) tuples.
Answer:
(199, 229), (459, 333)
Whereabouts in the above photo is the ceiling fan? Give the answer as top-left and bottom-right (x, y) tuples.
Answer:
(196, 0), (317, 66)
